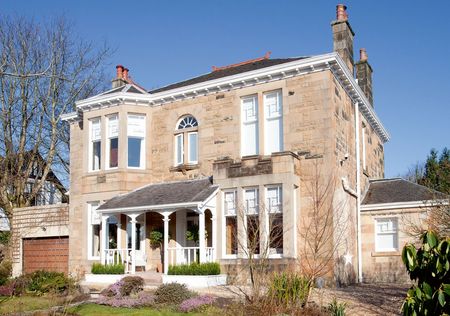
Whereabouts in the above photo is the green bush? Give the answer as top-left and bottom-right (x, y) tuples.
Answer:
(0, 231), (10, 245)
(27, 270), (75, 295)
(120, 276), (144, 296)
(168, 262), (220, 275)
(0, 259), (12, 285)
(154, 282), (195, 305)
(91, 263), (125, 274)
(268, 272), (311, 307)
(402, 230), (450, 315)
(328, 298), (347, 316)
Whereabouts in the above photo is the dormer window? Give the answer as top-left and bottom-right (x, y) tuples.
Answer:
(89, 117), (101, 171)
(174, 115), (198, 166)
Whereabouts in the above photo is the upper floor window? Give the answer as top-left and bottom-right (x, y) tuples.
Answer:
(241, 96), (259, 156)
(174, 115), (198, 165)
(107, 114), (119, 168)
(264, 90), (283, 154)
(127, 114), (145, 168)
(89, 118), (101, 171)
(375, 218), (398, 252)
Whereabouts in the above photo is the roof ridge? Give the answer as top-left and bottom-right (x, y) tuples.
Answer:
(369, 177), (403, 183)
(128, 176), (213, 194)
(212, 52), (271, 72)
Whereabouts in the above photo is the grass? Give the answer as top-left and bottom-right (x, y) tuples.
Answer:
(67, 303), (211, 315)
(0, 295), (65, 314)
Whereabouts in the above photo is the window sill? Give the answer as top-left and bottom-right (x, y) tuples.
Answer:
(371, 251), (400, 257)
(170, 163), (199, 172)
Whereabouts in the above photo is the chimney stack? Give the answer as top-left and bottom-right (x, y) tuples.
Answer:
(112, 65), (128, 88)
(331, 4), (355, 74)
(355, 48), (374, 106)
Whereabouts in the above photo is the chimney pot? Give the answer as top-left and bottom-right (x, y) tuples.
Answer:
(123, 68), (129, 81)
(360, 48), (368, 62)
(336, 4), (348, 21)
(116, 65), (124, 79)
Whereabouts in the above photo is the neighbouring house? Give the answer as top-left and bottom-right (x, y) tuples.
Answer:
(11, 4), (444, 283)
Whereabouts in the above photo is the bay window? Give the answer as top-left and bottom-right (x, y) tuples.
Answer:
(127, 114), (145, 168)
(107, 114), (119, 168)
(224, 190), (237, 256)
(90, 118), (101, 171)
(241, 95), (259, 156)
(174, 115), (198, 165)
(266, 185), (283, 255)
(375, 218), (398, 252)
(264, 90), (283, 154)
(244, 187), (259, 255)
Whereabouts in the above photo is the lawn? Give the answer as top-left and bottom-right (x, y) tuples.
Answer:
(67, 303), (210, 316)
(0, 295), (65, 314)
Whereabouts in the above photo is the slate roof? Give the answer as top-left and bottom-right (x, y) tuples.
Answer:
(97, 177), (218, 211)
(150, 57), (307, 94)
(361, 178), (448, 206)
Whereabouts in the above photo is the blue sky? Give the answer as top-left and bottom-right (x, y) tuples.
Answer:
(3, 0), (449, 177)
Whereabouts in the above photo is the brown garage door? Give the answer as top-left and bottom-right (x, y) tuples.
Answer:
(23, 237), (69, 274)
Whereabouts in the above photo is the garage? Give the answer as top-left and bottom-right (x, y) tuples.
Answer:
(23, 237), (69, 274)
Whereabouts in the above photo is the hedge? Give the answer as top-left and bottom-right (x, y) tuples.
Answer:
(168, 262), (220, 275)
(91, 263), (125, 274)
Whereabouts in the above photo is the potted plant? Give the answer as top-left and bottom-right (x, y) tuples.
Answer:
(149, 228), (165, 273)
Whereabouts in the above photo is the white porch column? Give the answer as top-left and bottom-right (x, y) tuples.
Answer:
(101, 215), (109, 264)
(129, 213), (138, 274)
(211, 215), (217, 261)
(199, 211), (206, 263)
(163, 213), (170, 274)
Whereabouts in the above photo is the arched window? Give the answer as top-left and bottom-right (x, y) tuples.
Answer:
(174, 115), (198, 165)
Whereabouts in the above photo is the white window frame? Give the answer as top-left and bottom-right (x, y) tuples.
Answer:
(187, 131), (198, 164)
(87, 201), (101, 260)
(265, 184), (283, 258)
(222, 189), (238, 259)
(241, 95), (259, 157)
(362, 126), (367, 170)
(243, 187), (260, 257)
(374, 217), (399, 252)
(106, 114), (119, 169)
(89, 117), (102, 172)
(127, 114), (146, 169)
(263, 90), (283, 155)
(175, 133), (184, 166)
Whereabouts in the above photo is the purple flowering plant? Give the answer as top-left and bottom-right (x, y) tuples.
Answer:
(179, 295), (215, 313)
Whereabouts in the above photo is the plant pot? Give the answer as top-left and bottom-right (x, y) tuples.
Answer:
(156, 262), (163, 273)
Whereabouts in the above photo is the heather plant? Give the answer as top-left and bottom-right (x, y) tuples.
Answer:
(0, 281), (14, 296)
(97, 291), (155, 308)
(179, 295), (215, 313)
(401, 230), (450, 315)
(154, 282), (195, 305)
(119, 276), (144, 296)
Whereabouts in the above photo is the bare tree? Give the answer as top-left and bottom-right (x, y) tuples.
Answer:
(298, 161), (353, 286)
(0, 16), (111, 224)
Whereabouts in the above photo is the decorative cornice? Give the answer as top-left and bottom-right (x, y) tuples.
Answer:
(361, 199), (449, 211)
(73, 53), (390, 143)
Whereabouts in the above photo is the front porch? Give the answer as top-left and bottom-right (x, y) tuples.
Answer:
(95, 177), (219, 275)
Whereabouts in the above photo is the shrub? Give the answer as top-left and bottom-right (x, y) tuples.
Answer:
(102, 276), (144, 298)
(154, 282), (195, 305)
(27, 270), (75, 295)
(180, 295), (215, 313)
(91, 263), (124, 274)
(328, 298), (347, 316)
(10, 274), (31, 296)
(268, 272), (311, 307)
(97, 291), (155, 308)
(0, 281), (14, 296)
(0, 259), (12, 285)
(0, 231), (10, 245)
(168, 262), (220, 275)
(401, 230), (450, 315)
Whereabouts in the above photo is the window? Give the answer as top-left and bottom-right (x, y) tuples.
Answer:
(88, 202), (101, 259)
(241, 96), (259, 156)
(224, 190), (237, 256)
(244, 188), (259, 255)
(90, 118), (101, 171)
(266, 185), (283, 255)
(264, 90), (283, 154)
(375, 218), (398, 252)
(362, 126), (367, 170)
(127, 114), (145, 168)
(174, 115), (198, 165)
(107, 114), (119, 168)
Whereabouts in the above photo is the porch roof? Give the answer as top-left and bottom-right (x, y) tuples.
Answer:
(97, 177), (218, 212)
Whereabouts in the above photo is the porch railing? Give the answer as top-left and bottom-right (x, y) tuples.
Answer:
(104, 248), (131, 273)
(167, 247), (215, 266)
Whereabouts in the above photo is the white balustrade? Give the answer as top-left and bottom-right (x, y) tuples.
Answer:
(104, 248), (131, 273)
(167, 247), (215, 266)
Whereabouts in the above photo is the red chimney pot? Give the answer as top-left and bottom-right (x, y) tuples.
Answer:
(116, 65), (124, 79)
(123, 68), (129, 81)
(336, 4), (348, 21)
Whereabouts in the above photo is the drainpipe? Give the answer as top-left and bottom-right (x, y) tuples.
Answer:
(354, 101), (363, 283)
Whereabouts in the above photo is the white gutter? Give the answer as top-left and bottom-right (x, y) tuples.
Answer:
(361, 199), (449, 211)
(97, 201), (201, 213)
(354, 99), (363, 283)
